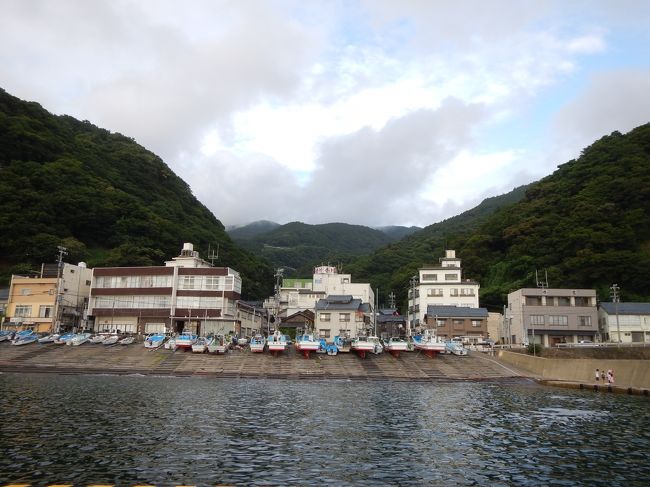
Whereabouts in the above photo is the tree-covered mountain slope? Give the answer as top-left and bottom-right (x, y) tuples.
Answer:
(346, 125), (650, 311)
(0, 88), (273, 298)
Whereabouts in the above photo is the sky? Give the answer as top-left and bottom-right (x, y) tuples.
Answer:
(1, 1), (650, 228)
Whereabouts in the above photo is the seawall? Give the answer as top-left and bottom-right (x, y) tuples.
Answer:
(497, 350), (650, 389)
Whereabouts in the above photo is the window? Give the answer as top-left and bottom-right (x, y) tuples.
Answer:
(85, 280), (91, 286)
(557, 296), (571, 306)
(452, 319), (464, 328)
(471, 320), (482, 327)
(549, 315), (568, 326)
(320, 313), (331, 322)
(339, 313), (350, 322)
(39, 306), (53, 318)
(461, 288), (475, 296)
(14, 305), (32, 317)
(179, 276), (196, 290)
(450, 289), (459, 297)
(436, 319), (446, 327)
(422, 273), (438, 281)
(526, 296), (542, 306)
(319, 330), (331, 338)
(578, 316), (592, 326)
(427, 288), (443, 297)
(445, 274), (458, 281)
(530, 315), (545, 325)
(574, 296), (590, 307)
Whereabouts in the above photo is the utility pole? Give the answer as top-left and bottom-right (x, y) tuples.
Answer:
(388, 292), (396, 310)
(53, 245), (68, 333)
(610, 284), (621, 343)
(409, 275), (418, 337)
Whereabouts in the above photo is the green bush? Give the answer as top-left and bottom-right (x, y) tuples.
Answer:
(527, 343), (543, 355)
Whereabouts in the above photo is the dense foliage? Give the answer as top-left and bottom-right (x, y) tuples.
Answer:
(0, 88), (273, 298)
(346, 125), (650, 311)
(229, 221), (416, 276)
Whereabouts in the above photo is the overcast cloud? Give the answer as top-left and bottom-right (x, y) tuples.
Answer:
(1, 0), (649, 227)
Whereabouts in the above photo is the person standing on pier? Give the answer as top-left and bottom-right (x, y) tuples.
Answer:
(595, 368), (600, 383)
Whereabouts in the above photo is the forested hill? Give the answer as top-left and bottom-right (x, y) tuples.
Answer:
(346, 125), (650, 310)
(0, 88), (273, 298)
(230, 221), (403, 276)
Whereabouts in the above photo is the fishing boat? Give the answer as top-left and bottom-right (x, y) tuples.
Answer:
(119, 335), (135, 345)
(54, 332), (75, 345)
(191, 336), (213, 353)
(237, 336), (249, 346)
(207, 334), (229, 354)
(295, 333), (320, 359)
(0, 330), (14, 342)
(144, 333), (166, 349)
(165, 336), (177, 350)
(38, 333), (59, 344)
(267, 330), (288, 356)
(103, 335), (120, 346)
(69, 332), (92, 346)
(11, 330), (34, 342)
(333, 335), (352, 353)
(413, 329), (446, 358)
(89, 334), (107, 344)
(175, 332), (198, 351)
(351, 335), (382, 359)
(384, 336), (409, 358)
(445, 340), (468, 356)
(249, 334), (266, 353)
(12, 332), (38, 346)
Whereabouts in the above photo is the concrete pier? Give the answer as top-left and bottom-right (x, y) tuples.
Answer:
(0, 343), (526, 382)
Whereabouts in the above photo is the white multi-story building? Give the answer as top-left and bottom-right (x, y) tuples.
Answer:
(312, 266), (375, 306)
(314, 295), (371, 339)
(408, 250), (479, 329)
(599, 302), (650, 343)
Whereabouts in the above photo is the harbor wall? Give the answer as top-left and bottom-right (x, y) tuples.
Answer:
(497, 350), (650, 389)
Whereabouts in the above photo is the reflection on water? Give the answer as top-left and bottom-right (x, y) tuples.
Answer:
(0, 373), (648, 486)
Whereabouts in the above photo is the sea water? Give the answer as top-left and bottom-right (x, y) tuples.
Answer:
(0, 373), (648, 486)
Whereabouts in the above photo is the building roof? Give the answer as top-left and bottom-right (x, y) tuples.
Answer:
(377, 314), (406, 324)
(425, 305), (489, 318)
(600, 302), (650, 315)
(315, 295), (363, 310)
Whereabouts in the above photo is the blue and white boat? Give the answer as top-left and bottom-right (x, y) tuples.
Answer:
(413, 329), (446, 358)
(55, 332), (75, 345)
(175, 332), (198, 351)
(192, 336), (213, 353)
(12, 331), (38, 346)
(38, 333), (59, 344)
(334, 335), (352, 353)
(384, 337), (409, 358)
(249, 334), (266, 353)
(208, 334), (229, 354)
(144, 333), (166, 349)
(445, 340), (468, 356)
(0, 330), (15, 342)
(69, 332), (92, 346)
(267, 330), (288, 355)
(295, 333), (320, 358)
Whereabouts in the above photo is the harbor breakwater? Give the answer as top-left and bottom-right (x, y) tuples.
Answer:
(497, 349), (650, 390)
(0, 342), (524, 382)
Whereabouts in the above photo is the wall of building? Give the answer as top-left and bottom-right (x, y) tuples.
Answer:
(497, 350), (650, 389)
(599, 310), (650, 343)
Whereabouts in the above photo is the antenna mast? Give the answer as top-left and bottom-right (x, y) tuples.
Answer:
(535, 269), (548, 289)
(207, 243), (219, 266)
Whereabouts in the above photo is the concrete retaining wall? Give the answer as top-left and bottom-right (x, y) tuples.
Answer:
(497, 350), (650, 389)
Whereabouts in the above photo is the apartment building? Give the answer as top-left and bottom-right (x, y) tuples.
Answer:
(506, 288), (598, 346)
(314, 295), (371, 339)
(4, 262), (92, 333)
(88, 243), (242, 336)
(408, 250), (480, 330)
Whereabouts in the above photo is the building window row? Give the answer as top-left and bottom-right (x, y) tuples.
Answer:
(525, 296), (593, 307)
(14, 305), (32, 317)
(94, 295), (171, 309)
(95, 275), (172, 289)
(178, 275), (241, 293)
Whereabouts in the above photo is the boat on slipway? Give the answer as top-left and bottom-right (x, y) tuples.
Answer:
(445, 340), (468, 356)
(249, 334), (266, 353)
(384, 337), (409, 358)
(103, 335), (120, 346)
(144, 334), (166, 349)
(413, 329), (446, 358)
(69, 333), (92, 346)
(38, 333), (59, 344)
(295, 333), (320, 359)
(54, 332), (75, 345)
(334, 335), (352, 353)
(175, 333), (198, 351)
(351, 336), (383, 359)
(89, 334), (107, 344)
(12, 331), (38, 346)
(207, 334), (229, 354)
(267, 330), (288, 356)
(192, 336), (214, 353)
(119, 335), (136, 346)
(0, 330), (15, 342)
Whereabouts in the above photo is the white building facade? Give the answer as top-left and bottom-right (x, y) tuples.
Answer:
(408, 250), (479, 329)
(599, 302), (650, 343)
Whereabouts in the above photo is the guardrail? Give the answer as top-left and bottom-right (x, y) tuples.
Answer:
(494, 342), (650, 349)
